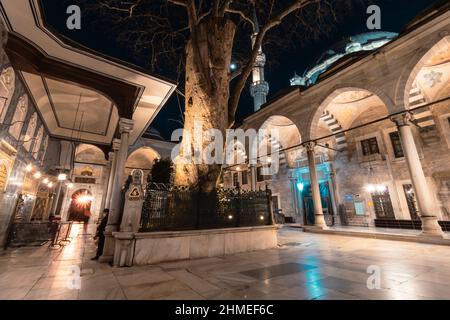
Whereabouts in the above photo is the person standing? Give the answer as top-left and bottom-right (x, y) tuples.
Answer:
(91, 209), (109, 260)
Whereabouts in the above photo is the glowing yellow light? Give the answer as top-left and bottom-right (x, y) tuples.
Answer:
(77, 193), (94, 205)
(260, 215), (264, 220)
(25, 164), (33, 172)
(58, 173), (67, 181)
(33, 172), (41, 179)
(228, 215), (233, 220)
(42, 178), (49, 184)
(67, 183), (74, 189)
(47, 182), (53, 188)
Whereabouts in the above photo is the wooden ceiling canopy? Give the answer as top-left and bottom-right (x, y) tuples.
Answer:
(5, 33), (139, 120)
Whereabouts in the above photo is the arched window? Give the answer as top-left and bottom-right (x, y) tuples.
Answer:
(22, 112), (37, 151)
(9, 95), (28, 140)
(0, 67), (15, 123)
(32, 125), (44, 158)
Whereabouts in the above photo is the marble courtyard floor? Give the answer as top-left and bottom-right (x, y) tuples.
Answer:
(1, 224), (450, 300)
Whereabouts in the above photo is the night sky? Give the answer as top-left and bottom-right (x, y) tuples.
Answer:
(40, 0), (435, 140)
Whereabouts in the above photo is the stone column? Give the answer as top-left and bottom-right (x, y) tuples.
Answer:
(328, 175), (339, 226)
(305, 142), (328, 229)
(100, 118), (133, 262)
(250, 164), (257, 191)
(105, 146), (119, 209)
(98, 152), (113, 219)
(392, 113), (443, 237)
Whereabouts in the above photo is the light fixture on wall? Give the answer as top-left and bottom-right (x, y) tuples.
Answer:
(58, 173), (67, 181)
(364, 164), (386, 194)
(42, 178), (49, 184)
(47, 181), (53, 188)
(25, 164), (33, 172)
(33, 171), (41, 179)
(296, 181), (304, 192)
(67, 182), (74, 189)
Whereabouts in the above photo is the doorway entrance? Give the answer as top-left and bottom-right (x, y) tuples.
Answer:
(68, 189), (93, 223)
(301, 182), (334, 226)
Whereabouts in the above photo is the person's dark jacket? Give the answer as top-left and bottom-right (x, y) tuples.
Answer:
(95, 214), (109, 239)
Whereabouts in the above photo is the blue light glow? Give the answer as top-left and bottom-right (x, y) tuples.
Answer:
(296, 182), (304, 192)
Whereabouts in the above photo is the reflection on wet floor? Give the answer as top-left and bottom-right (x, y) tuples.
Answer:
(0, 226), (450, 300)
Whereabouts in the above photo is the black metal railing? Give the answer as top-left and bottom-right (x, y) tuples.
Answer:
(140, 183), (274, 232)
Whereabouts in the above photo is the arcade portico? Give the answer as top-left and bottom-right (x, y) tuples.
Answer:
(224, 3), (450, 237)
(0, 1), (176, 248)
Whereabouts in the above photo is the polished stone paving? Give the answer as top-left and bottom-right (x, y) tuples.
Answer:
(1, 223), (450, 300)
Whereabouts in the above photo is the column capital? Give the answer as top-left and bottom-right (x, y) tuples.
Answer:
(112, 139), (121, 151)
(391, 112), (413, 127)
(304, 142), (316, 152)
(119, 118), (134, 134)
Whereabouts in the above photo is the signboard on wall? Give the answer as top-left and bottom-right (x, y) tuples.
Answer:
(74, 177), (96, 184)
(354, 201), (365, 216)
(344, 194), (354, 202)
(128, 187), (142, 201)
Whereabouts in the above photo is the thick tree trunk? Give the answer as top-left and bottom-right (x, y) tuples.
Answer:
(174, 18), (236, 192)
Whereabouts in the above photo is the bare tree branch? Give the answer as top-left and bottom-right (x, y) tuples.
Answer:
(225, 8), (255, 32)
(167, 0), (187, 7)
(219, 0), (234, 17)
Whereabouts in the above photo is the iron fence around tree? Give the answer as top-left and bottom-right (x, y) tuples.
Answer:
(140, 183), (274, 232)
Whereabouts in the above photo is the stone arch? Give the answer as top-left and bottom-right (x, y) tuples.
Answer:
(395, 34), (450, 109)
(126, 147), (161, 168)
(308, 86), (394, 141)
(0, 67), (15, 123)
(67, 188), (93, 222)
(75, 143), (107, 164)
(126, 146), (161, 182)
(258, 115), (302, 168)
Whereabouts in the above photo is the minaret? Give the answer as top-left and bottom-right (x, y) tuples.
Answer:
(250, 8), (269, 112)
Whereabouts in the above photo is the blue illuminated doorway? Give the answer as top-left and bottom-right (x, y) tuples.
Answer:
(301, 182), (333, 226)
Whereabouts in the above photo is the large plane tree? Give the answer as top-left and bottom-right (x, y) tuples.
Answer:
(76, 0), (357, 192)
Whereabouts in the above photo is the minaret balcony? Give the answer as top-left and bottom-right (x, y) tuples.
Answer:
(250, 80), (269, 96)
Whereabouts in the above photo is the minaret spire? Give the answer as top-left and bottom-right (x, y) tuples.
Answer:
(250, 5), (269, 112)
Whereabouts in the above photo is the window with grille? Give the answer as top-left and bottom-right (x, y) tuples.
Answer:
(361, 137), (379, 156)
(403, 184), (419, 220)
(389, 131), (404, 158)
(371, 188), (395, 219)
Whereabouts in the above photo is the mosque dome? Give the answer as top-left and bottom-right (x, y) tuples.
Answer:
(290, 31), (398, 87)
